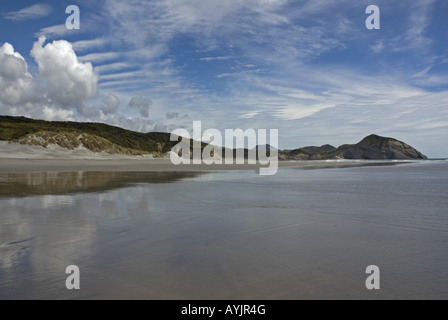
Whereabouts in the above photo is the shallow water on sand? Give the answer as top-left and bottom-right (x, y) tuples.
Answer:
(0, 162), (447, 299)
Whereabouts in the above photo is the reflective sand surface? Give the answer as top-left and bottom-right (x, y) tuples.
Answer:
(0, 162), (447, 299)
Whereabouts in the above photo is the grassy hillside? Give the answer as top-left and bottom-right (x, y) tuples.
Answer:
(0, 115), (176, 154)
(0, 116), (258, 158)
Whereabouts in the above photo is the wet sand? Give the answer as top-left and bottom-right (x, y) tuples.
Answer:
(1, 162), (447, 299)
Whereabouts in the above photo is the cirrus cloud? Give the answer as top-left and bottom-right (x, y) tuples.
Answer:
(3, 4), (52, 21)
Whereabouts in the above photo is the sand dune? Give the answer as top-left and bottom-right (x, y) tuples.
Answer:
(0, 141), (159, 160)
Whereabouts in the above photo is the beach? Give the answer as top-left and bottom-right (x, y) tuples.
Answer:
(3, 141), (447, 300)
(0, 141), (411, 173)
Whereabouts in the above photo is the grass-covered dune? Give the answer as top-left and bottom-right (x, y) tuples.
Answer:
(0, 115), (176, 156)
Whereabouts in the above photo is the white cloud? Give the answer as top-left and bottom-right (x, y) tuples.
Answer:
(384, 0), (436, 55)
(101, 95), (120, 115)
(3, 4), (52, 21)
(128, 97), (153, 118)
(411, 67), (448, 87)
(35, 25), (74, 39)
(36, 10), (104, 40)
(72, 38), (108, 53)
(41, 106), (75, 121)
(100, 71), (145, 82)
(166, 112), (179, 119)
(273, 103), (334, 120)
(78, 52), (123, 64)
(370, 41), (384, 53)
(239, 110), (261, 119)
(412, 67), (432, 79)
(405, 0), (436, 49)
(1, 38), (101, 120)
(30, 37), (99, 109)
(102, 0), (307, 57)
(99, 79), (145, 89)
(153, 122), (168, 132)
(96, 62), (132, 74)
(232, 68), (429, 122)
(0, 43), (40, 106)
(77, 0), (355, 111)
(200, 56), (233, 62)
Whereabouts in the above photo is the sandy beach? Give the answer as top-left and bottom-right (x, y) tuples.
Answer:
(0, 141), (414, 173)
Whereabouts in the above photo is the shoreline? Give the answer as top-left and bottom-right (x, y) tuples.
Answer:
(0, 141), (424, 173)
(0, 158), (416, 173)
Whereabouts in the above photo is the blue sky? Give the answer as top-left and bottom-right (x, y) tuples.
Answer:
(0, 0), (447, 157)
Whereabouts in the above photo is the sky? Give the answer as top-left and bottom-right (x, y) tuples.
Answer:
(0, 0), (447, 157)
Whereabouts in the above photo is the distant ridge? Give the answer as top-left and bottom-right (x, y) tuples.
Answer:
(0, 116), (428, 160)
(279, 134), (427, 160)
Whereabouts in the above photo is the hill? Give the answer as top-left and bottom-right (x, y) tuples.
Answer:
(330, 134), (428, 160)
(0, 115), (176, 156)
(279, 135), (427, 160)
(0, 116), (428, 160)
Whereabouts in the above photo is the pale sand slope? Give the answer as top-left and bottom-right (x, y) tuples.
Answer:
(0, 141), (160, 160)
(0, 141), (410, 173)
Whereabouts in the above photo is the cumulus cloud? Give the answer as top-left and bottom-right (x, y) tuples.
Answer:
(0, 39), (157, 131)
(127, 97), (152, 118)
(30, 37), (99, 110)
(3, 4), (52, 21)
(41, 106), (75, 121)
(166, 111), (179, 119)
(0, 43), (41, 106)
(0, 39), (100, 119)
(101, 94), (120, 115)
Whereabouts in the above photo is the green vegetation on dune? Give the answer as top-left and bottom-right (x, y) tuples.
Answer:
(0, 115), (176, 155)
(16, 131), (146, 155)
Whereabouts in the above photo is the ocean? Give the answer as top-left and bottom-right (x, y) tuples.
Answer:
(0, 161), (447, 299)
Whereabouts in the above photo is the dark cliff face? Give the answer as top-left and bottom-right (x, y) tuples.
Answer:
(280, 135), (428, 160)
